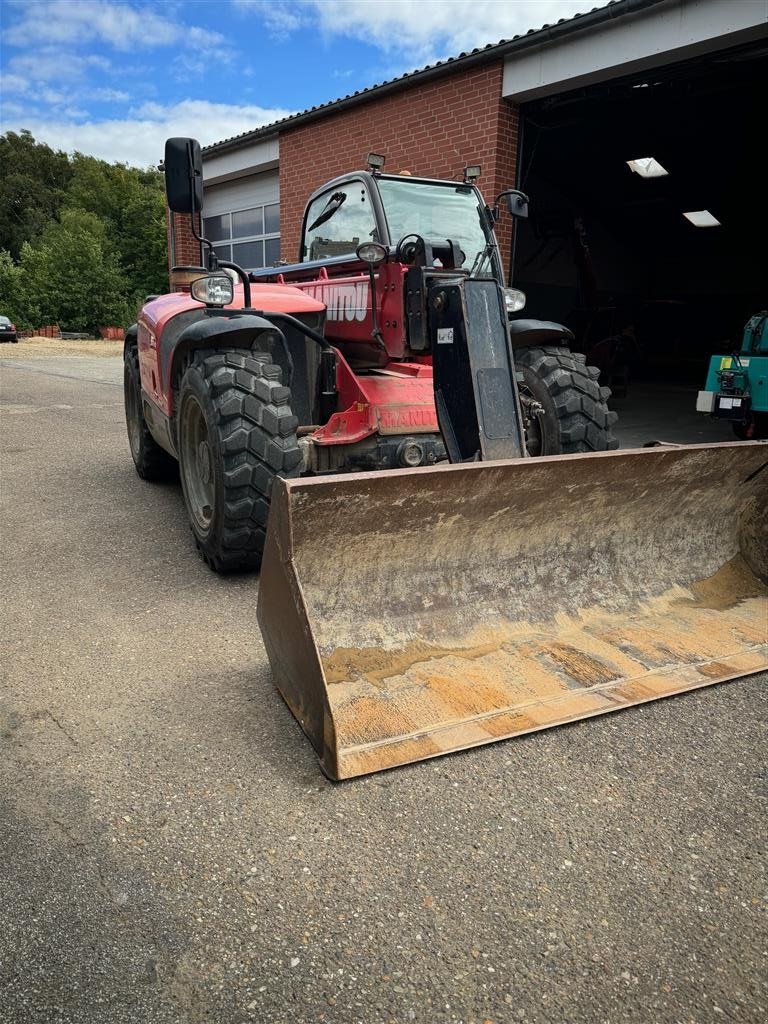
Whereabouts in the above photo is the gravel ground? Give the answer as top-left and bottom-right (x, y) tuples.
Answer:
(0, 336), (123, 359)
(1, 357), (766, 1024)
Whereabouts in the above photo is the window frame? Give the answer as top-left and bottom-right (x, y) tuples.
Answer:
(203, 199), (280, 271)
(300, 178), (381, 264)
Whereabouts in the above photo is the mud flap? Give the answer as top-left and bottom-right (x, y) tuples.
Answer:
(257, 442), (768, 780)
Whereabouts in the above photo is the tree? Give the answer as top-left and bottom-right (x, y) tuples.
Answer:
(66, 153), (168, 299)
(0, 131), (170, 329)
(0, 131), (73, 259)
(18, 208), (134, 332)
(0, 249), (27, 327)
(118, 186), (169, 299)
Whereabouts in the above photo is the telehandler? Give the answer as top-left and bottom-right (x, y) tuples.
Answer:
(124, 138), (767, 779)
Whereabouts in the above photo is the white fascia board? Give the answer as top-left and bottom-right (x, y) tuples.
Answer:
(203, 136), (279, 186)
(503, 0), (768, 101)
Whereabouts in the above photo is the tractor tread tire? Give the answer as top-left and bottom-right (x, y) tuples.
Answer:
(179, 349), (300, 574)
(516, 345), (619, 455)
(124, 345), (177, 481)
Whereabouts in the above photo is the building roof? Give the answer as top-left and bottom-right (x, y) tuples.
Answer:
(203, 0), (665, 157)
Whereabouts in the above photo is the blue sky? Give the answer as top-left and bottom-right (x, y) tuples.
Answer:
(0, 0), (602, 167)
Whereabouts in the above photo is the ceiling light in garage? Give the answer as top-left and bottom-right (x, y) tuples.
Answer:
(627, 157), (669, 178)
(683, 210), (721, 228)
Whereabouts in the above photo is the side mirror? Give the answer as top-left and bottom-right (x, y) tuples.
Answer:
(164, 137), (203, 214)
(494, 189), (530, 220)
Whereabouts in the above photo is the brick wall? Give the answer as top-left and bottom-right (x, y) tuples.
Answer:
(279, 61), (519, 274)
(167, 211), (203, 272)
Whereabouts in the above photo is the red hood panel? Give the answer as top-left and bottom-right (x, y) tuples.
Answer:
(142, 282), (326, 333)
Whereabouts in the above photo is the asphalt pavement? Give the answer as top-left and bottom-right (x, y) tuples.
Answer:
(1, 357), (766, 1024)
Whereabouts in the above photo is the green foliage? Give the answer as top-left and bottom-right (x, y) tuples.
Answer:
(0, 131), (168, 331)
(0, 249), (28, 328)
(66, 154), (168, 298)
(0, 130), (73, 261)
(18, 209), (135, 333)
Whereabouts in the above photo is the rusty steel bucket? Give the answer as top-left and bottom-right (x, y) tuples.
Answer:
(257, 442), (768, 780)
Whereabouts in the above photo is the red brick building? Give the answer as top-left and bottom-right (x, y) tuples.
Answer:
(169, 56), (518, 271)
(277, 61), (517, 264)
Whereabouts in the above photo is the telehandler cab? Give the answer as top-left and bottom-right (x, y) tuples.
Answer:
(124, 138), (767, 779)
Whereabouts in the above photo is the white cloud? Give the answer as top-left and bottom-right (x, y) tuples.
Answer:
(0, 53), (116, 105)
(0, 99), (294, 166)
(237, 0), (605, 61)
(87, 54), (113, 72)
(7, 52), (109, 78)
(0, 100), (28, 118)
(172, 48), (233, 83)
(233, 0), (308, 36)
(91, 88), (131, 103)
(3, 0), (225, 53)
(37, 87), (70, 106)
(0, 73), (29, 96)
(0, 53), (129, 121)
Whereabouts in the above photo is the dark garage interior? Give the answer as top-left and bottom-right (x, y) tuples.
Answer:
(512, 39), (768, 444)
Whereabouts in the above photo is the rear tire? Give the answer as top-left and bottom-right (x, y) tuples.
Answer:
(515, 346), (619, 455)
(124, 346), (177, 480)
(177, 350), (301, 573)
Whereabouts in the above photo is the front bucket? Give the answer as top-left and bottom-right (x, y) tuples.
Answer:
(257, 442), (768, 780)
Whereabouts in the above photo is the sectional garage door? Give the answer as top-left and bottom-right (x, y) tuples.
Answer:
(202, 172), (281, 271)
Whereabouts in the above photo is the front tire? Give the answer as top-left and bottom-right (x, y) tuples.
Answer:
(177, 350), (301, 573)
(124, 346), (177, 480)
(516, 346), (619, 455)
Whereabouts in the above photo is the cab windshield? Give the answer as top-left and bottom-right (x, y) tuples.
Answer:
(375, 177), (501, 280)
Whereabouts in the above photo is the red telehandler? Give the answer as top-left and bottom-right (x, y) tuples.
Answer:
(124, 139), (767, 779)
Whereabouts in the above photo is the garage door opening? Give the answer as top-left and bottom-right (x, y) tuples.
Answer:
(512, 39), (768, 445)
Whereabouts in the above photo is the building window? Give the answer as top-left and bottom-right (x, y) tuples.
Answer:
(204, 202), (280, 269)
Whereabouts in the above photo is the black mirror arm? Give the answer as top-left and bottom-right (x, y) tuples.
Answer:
(495, 189), (530, 219)
(217, 261), (252, 309)
(185, 182), (218, 272)
(188, 215), (217, 272)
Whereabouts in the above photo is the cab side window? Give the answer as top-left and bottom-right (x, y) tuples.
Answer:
(301, 183), (378, 262)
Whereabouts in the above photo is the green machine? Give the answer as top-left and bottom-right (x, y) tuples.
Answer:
(697, 312), (768, 439)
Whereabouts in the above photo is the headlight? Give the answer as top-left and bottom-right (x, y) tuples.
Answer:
(504, 287), (526, 313)
(356, 242), (387, 266)
(191, 274), (234, 307)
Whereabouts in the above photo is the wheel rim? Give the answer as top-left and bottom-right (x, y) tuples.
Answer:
(124, 367), (142, 459)
(180, 394), (215, 535)
(519, 385), (547, 457)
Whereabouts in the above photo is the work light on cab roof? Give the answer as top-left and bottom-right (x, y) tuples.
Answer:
(356, 242), (387, 266)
